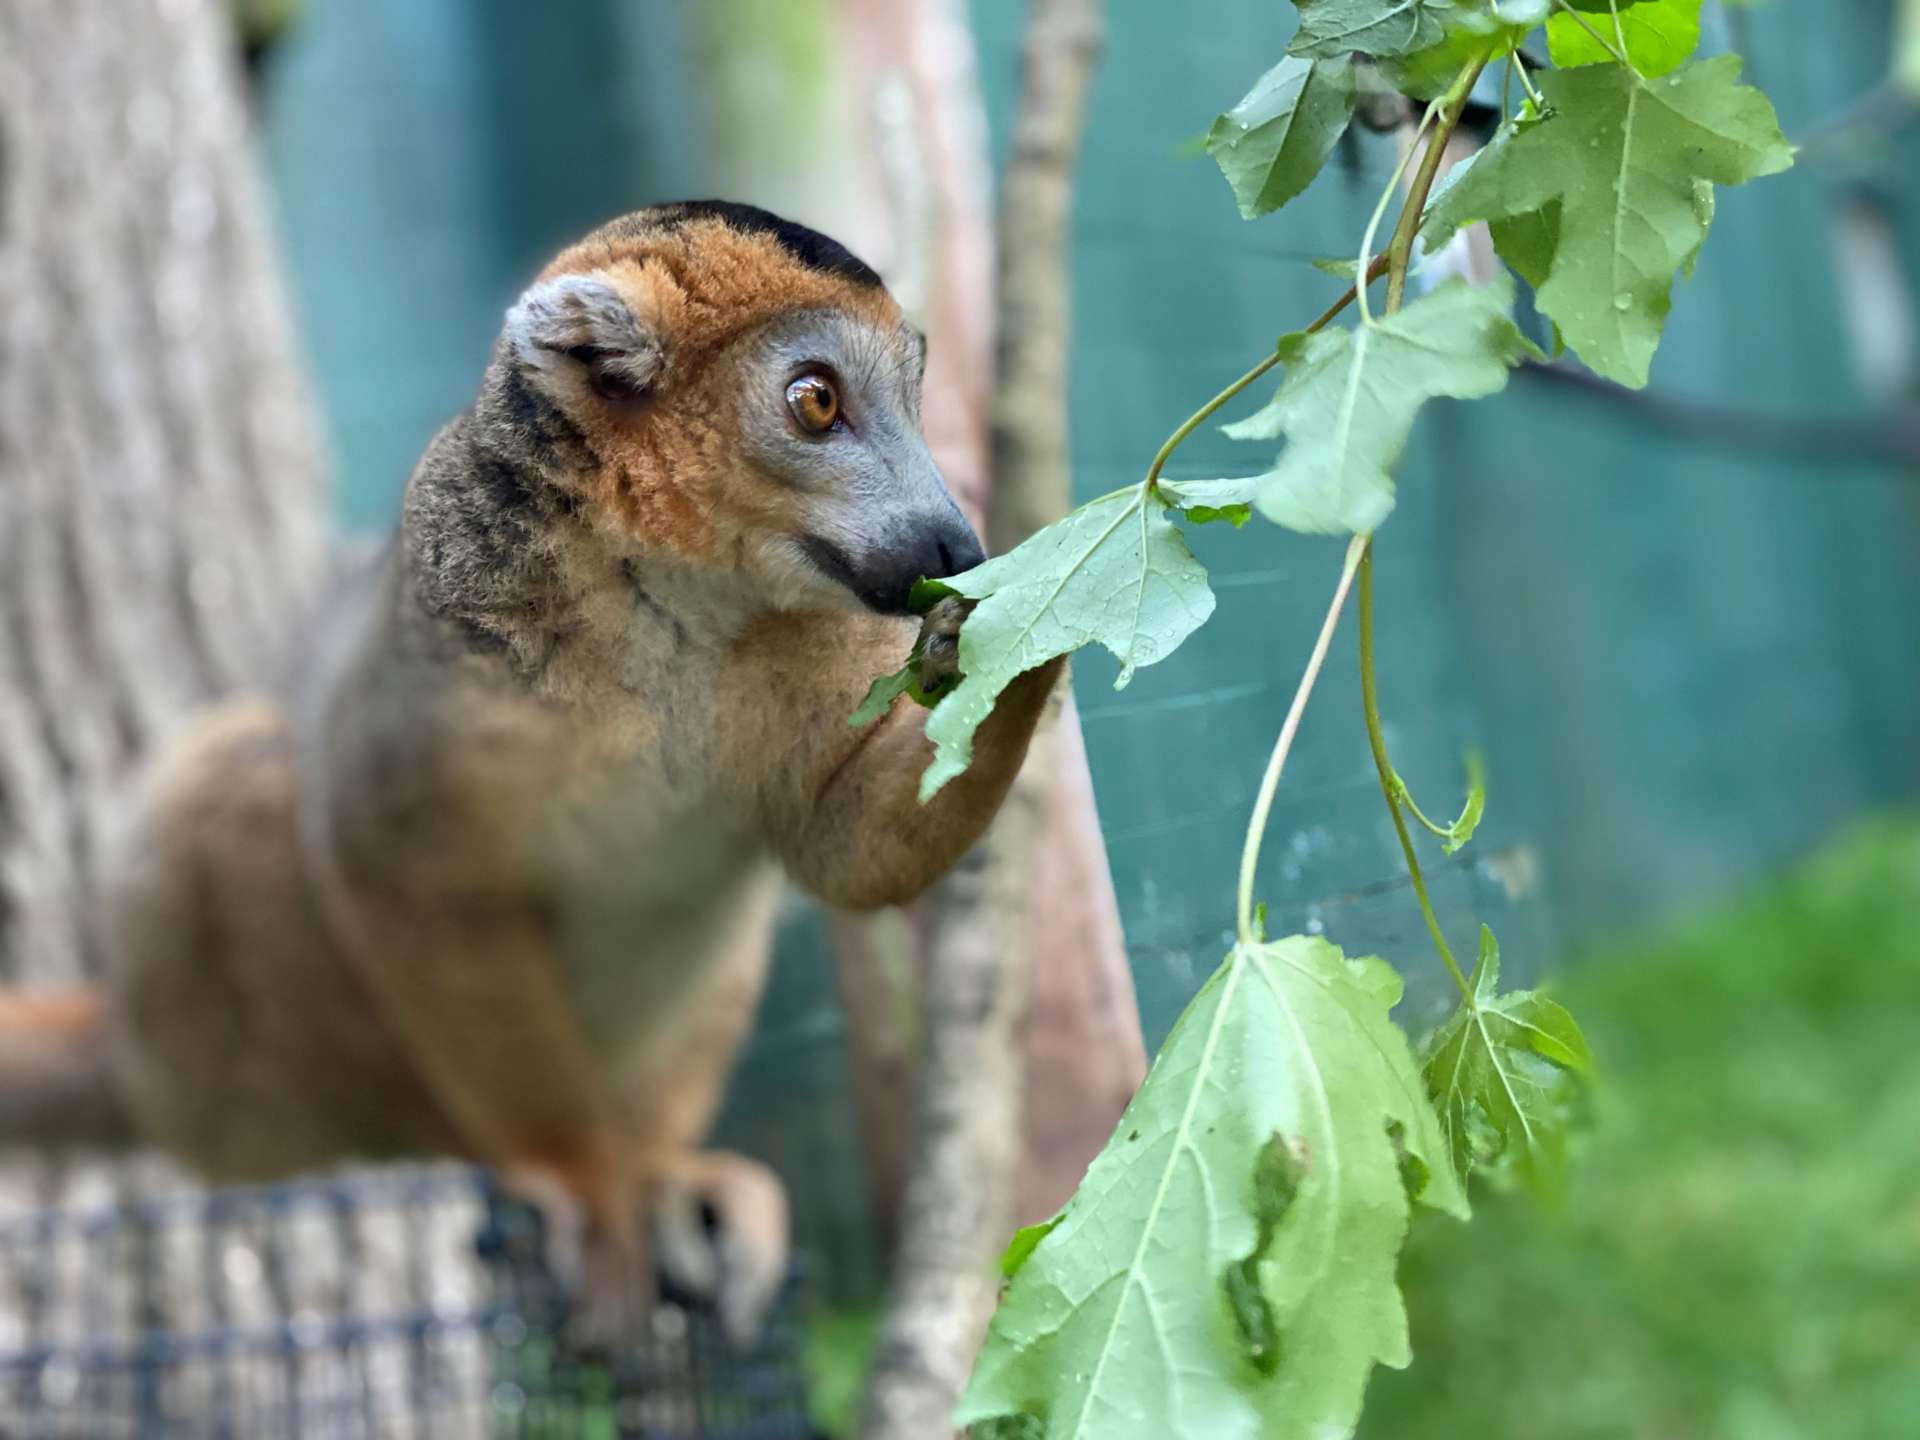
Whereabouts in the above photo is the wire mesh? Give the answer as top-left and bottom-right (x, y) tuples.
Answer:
(0, 1165), (814, 1439)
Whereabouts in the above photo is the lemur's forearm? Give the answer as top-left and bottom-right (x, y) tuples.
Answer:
(800, 657), (1062, 909)
(737, 622), (1063, 909)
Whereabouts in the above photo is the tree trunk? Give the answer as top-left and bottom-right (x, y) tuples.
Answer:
(857, 1), (1106, 1435)
(0, 0), (329, 990)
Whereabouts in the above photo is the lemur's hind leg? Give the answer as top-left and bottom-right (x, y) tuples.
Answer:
(624, 867), (788, 1346)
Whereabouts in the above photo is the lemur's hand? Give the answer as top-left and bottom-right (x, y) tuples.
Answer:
(915, 595), (974, 688)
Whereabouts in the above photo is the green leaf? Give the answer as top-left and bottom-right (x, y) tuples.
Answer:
(972, 1418), (1047, 1440)
(1424, 56), (1793, 387)
(1443, 768), (1485, 854)
(1000, 1216), (1063, 1279)
(1311, 255), (1363, 280)
(1423, 927), (1595, 1197)
(909, 487), (1216, 800)
(850, 664), (916, 727)
(848, 629), (960, 727)
(1208, 57), (1357, 219)
(1220, 276), (1537, 535)
(1156, 475), (1259, 528)
(1373, 6), (1528, 100)
(1547, 0), (1701, 77)
(1415, 747), (1487, 854)
(957, 937), (1466, 1440)
(1287, 0), (1464, 59)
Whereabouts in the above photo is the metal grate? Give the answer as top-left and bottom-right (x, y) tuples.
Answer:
(0, 1166), (814, 1439)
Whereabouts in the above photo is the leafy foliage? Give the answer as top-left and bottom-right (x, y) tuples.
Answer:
(1208, 57), (1357, 219)
(1422, 928), (1594, 1195)
(1218, 276), (1539, 535)
(1425, 56), (1792, 386)
(847, 6), (1801, 1434)
(957, 938), (1466, 1440)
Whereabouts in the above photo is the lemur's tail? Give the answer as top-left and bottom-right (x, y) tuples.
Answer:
(0, 988), (134, 1148)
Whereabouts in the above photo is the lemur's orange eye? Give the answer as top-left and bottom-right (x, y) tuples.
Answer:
(785, 373), (841, 434)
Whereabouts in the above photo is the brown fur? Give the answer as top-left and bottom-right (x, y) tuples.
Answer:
(0, 204), (1058, 1341)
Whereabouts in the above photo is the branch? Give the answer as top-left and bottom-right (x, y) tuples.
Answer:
(856, 1), (1104, 1436)
(1519, 360), (1920, 470)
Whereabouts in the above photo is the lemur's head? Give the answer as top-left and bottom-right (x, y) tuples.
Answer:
(481, 201), (982, 616)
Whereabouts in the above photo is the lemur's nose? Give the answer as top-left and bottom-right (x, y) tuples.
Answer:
(862, 508), (984, 615)
(931, 523), (985, 581)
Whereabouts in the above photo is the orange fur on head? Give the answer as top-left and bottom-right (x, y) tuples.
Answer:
(536, 216), (906, 560)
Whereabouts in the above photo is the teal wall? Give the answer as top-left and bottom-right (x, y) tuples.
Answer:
(260, 2), (1920, 1290)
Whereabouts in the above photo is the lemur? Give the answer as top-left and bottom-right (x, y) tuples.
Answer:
(0, 202), (1062, 1341)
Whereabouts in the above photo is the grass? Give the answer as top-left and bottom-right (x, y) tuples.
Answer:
(804, 817), (1920, 1437)
(1363, 815), (1920, 1439)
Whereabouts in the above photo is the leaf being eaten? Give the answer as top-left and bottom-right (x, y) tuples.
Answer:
(957, 936), (1466, 1440)
(900, 487), (1217, 800)
(1423, 927), (1595, 1197)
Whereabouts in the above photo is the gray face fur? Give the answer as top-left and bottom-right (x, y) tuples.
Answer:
(729, 310), (983, 615)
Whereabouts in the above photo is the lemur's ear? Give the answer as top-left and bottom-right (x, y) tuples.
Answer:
(504, 274), (663, 408)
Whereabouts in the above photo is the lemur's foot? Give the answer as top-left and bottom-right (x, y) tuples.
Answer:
(652, 1149), (791, 1347)
(501, 1164), (657, 1354)
(504, 1151), (788, 1351)
(916, 595), (974, 687)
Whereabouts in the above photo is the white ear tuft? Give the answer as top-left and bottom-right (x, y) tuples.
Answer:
(504, 275), (663, 404)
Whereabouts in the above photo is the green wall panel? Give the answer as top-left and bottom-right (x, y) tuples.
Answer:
(259, 1), (1920, 1290)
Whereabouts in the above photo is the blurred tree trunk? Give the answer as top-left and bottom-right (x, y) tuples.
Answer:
(0, 0), (326, 999)
(835, 0), (1143, 1246)
(854, 0), (1107, 1435)
(695, 0), (1144, 1264)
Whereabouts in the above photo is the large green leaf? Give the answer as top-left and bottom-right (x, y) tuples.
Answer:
(958, 937), (1467, 1439)
(1208, 57), (1357, 219)
(1424, 56), (1792, 387)
(872, 486), (1217, 800)
(1214, 276), (1537, 536)
(1548, 0), (1702, 77)
(1372, 2), (1535, 99)
(1287, 0), (1464, 59)
(1423, 927), (1594, 1196)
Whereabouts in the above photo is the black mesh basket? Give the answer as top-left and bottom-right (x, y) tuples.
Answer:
(0, 1165), (814, 1439)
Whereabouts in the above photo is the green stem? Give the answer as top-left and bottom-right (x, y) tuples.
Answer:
(1143, 256), (1389, 496)
(1384, 50), (1492, 315)
(1393, 773), (1456, 842)
(1511, 51), (1543, 108)
(1235, 534), (1369, 945)
(1358, 540), (1473, 1001)
(1358, 44), (1492, 1000)
(1394, 747), (1484, 842)
(1355, 103), (1436, 326)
